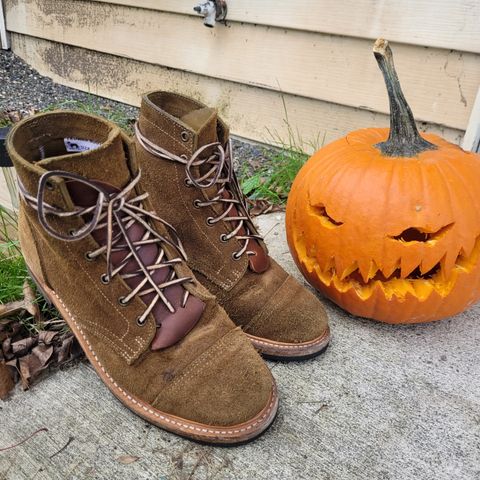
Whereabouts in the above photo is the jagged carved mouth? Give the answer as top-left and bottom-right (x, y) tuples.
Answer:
(295, 234), (480, 301)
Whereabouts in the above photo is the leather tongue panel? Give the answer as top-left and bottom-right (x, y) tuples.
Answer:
(181, 107), (217, 146)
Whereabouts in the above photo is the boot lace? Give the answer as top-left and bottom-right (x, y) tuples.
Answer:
(18, 170), (193, 325)
(135, 123), (263, 260)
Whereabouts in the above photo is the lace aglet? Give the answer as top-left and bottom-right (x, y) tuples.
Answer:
(181, 291), (189, 308)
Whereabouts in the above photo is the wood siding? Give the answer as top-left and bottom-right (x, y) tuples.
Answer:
(3, 0), (479, 151)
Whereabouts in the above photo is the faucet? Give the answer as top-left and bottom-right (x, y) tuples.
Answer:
(193, 0), (227, 28)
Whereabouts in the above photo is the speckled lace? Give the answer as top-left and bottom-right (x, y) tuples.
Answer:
(18, 170), (193, 325)
(135, 123), (262, 260)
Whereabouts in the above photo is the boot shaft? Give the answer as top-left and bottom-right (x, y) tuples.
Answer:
(136, 92), (269, 291)
(8, 111), (205, 358)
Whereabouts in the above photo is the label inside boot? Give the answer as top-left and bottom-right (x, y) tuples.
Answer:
(64, 138), (101, 153)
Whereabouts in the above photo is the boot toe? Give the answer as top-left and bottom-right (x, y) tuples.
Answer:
(152, 327), (277, 434)
(244, 275), (330, 359)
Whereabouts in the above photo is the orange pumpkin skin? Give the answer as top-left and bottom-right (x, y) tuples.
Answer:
(286, 128), (480, 324)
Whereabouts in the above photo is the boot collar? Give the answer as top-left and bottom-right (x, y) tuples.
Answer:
(7, 110), (134, 201)
(139, 91), (230, 156)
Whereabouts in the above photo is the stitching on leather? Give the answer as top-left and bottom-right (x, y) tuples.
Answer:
(244, 275), (292, 333)
(81, 323), (134, 362)
(65, 244), (131, 338)
(64, 243), (149, 359)
(138, 113), (246, 290)
(26, 219), (139, 360)
(23, 215), (54, 290)
(172, 164), (244, 290)
(52, 292), (276, 437)
(247, 329), (329, 350)
(142, 113), (189, 153)
(156, 329), (237, 401)
(174, 166), (222, 257)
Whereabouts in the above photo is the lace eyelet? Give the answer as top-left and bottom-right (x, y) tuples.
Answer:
(220, 233), (229, 243)
(84, 251), (95, 262)
(45, 180), (55, 191)
(100, 273), (110, 285)
(232, 252), (242, 261)
(136, 316), (146, 327)
(193, 199), (202, 209)
(118, 296), (129, 307)
(184, 178), (193, 188)
(206, 217), (215, 226)
(180, 131), (190, 142)
(68, 228), (76, 237)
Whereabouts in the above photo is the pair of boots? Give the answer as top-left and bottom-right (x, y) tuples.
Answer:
(8, 91), (330, 444)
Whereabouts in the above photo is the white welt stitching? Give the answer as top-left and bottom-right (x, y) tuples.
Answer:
(247, 332), (329, 349)
(52, 292), (276, 436)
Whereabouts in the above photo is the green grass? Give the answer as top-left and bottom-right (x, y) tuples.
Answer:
(239, 96), (326, 204)
(0, 206), (26, 303)
(240, 144), (309, 204)
(0, 242), (27, 304)
(0, 207), (65, 334)
(43, 96), (135, 134)
(0, 114), (12, 128)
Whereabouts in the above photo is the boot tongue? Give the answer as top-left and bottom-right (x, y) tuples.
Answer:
(180, 107), (218, 147)
(37, 128), (131, 191)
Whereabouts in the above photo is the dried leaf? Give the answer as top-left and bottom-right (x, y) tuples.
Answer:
(7, 110), (22, 123)
(5, 358), (19, 384)
(18, 356), (36, 389)
(32, 345), (53, 368)
(0, 317), (16, 327)
(0, 300), (26, 319)
(2, 337), (12, 359)
(56, 335), (74, 364)
(23, 280), (40, 320)
(38, 331), (58, 346)
(117, 455), (140, 465)
(12, 337), (37, 355)
(247, 198), (284, 217)
(0, 362), (14, 399)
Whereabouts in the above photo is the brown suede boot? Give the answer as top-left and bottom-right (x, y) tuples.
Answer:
(7, 111), (278, 444)
(134, 92), (330, 359)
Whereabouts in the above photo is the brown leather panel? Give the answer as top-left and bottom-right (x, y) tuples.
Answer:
(67, 178), (205, 350)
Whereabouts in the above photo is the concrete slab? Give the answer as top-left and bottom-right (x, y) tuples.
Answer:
(1, 213), (479, 480)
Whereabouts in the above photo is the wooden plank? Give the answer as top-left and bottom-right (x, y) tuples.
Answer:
(0, 169), (15, 211)
(94, 0), (480, 55)
(11, 34), (464, 155)
(0, 0), (9, 50)
(463, 88), (480, 152)
(5, 0), (479, 131)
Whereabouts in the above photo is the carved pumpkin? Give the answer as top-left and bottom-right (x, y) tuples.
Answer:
(286, 39), (480, 324)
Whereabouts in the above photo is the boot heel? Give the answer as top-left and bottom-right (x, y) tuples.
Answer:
(26, 266), (53, 306)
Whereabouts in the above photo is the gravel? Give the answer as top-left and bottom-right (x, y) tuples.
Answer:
(0, 49), (272, 167)
(0, 50), (138, 118)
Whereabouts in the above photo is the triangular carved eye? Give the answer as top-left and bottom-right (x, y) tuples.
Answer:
(312, 204), (344, 227)
(390, 223), (454, 243)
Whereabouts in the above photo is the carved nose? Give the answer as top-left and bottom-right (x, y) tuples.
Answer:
(193, 6), (201, 12)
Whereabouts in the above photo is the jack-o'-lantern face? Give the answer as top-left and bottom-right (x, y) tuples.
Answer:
(286, 129), (480, 324)
(286, 39), (480, 324)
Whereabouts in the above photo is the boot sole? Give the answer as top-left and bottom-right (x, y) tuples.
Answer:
(28, 268), (279, 445)
(246, 327), (331, 361)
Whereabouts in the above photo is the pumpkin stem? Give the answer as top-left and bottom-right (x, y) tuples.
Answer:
(373, 38), (437, 157)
